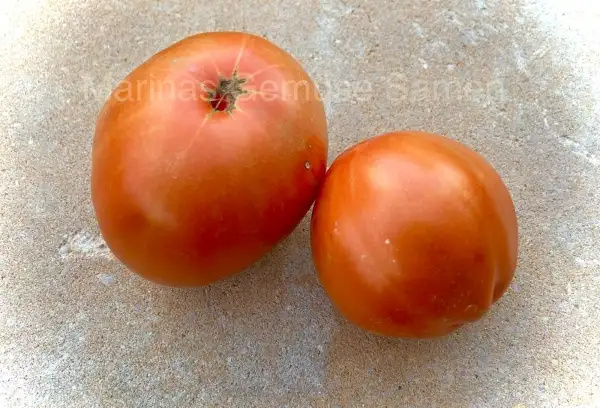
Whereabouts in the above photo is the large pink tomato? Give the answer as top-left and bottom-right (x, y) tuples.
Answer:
(92, 32), (327, 286)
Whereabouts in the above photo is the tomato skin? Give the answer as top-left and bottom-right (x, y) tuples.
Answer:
(310, 131), (518, 338)
(91, 32), (327, 287)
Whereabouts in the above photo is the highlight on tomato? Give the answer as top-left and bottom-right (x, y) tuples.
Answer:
(91, 32), (328, 286)
(310, 131), (518, 338)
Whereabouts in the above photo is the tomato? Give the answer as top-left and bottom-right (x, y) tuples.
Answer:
(310, 131), (518, 338)
(91, 32), (327, 287)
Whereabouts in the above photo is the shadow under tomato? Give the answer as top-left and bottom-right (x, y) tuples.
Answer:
(318, 294), (535, 407)
(155, 215), (340, 399)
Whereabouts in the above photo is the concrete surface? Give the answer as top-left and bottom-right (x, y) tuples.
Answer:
(1, 0), (600, 407)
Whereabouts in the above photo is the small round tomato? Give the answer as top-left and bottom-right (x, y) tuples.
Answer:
(310, 131), (518, 338)
(91, 32), (327, 286)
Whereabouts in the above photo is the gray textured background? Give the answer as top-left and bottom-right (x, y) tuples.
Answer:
(1, 0), (599, 407)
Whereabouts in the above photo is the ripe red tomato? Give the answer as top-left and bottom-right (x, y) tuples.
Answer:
(310, 131), (518, 338)
(91, 32), (327, 286)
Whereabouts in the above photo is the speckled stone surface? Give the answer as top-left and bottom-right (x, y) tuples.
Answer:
(1, 0), (599, 407)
